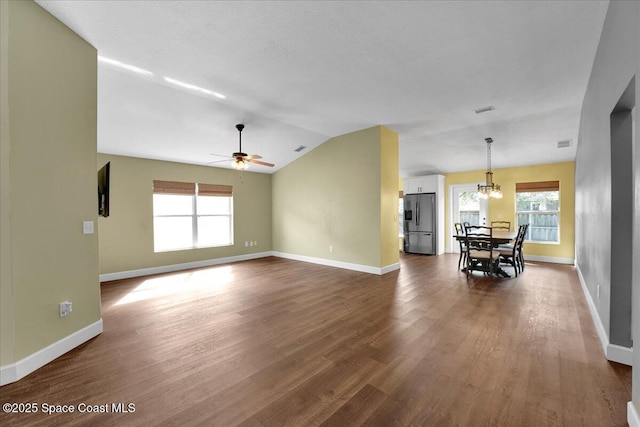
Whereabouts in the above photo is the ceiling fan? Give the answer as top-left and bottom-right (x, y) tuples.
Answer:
(209, 124), (274, 170)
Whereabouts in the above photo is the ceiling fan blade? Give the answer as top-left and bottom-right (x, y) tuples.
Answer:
(210, 153), (233, 159)
(245, 154), (262, 160)
(248, 159), (274, 167)
(206, 159), (232, 165)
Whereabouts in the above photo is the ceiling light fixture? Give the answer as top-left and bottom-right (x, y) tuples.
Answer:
(477, 137), (502, 199)
(231, 157), (248, 170)
(163, 77), (226, 99)
(98, 56), (154, 76)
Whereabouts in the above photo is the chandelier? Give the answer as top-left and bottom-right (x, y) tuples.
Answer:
(477, 137), (503, 199)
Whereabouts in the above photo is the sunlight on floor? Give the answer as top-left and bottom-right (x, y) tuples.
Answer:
(115, 265), (234, 305)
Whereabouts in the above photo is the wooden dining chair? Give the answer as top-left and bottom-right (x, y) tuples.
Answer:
(464, 225), (500, 279)
(454, 222), (467, 270)
(490, 220), (511, 231)
(517, 223), (529, 272)
(498, 224), (527, 276)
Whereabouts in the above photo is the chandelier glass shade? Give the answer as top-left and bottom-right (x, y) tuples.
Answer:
(477, 138), (503, 199)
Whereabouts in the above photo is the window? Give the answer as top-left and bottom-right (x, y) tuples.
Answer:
(459, 190), (481, 226)
(516, 181), (560, 243)
(153, 180), (233, 252)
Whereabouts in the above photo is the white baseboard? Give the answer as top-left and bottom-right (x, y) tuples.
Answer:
(576, 264), (609, 356)
(100, 251), (273, 282)
(629, 401), (640, 427)
(0, 319), (103, 386)
(607, 343), (634, 366)
(575, 263), (633, 366)
(523, 254), (575, 264)
(273, 251), (399, 275)
(380, 262), (401, 275)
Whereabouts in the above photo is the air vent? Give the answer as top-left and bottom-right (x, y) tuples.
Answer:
(294, 145), (307, 152)
(557, 139), (572, 148)
(473, 106), (495, 114)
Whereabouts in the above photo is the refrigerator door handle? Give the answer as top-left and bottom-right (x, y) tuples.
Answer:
(416, 201), (420, 226)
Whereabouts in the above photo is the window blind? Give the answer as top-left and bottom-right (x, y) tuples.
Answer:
(515, 181), (559, 193)
(198, 184), (233, 197)
(152, 180), (196, 195)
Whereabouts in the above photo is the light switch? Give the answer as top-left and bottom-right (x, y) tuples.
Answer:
(83, 221), (94, 234)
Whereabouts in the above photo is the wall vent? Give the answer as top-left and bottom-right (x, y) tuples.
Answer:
(473, 106), (495, 114)
(557, 139), (572, 148)
(294, 145), (307, 152)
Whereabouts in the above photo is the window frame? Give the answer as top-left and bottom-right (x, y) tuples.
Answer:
(515, 181), (560, 245)
(152, 181), (233, 252)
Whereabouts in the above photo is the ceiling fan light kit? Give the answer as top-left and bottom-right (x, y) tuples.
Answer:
(477, 137), (503, 199)
(232, 157), (249, 170)
(209, 124), (275, 170)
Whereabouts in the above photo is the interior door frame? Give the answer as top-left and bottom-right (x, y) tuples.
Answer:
(449, 182), (488, 252)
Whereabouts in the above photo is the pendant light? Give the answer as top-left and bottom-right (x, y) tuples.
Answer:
(477, 137), (503, 199)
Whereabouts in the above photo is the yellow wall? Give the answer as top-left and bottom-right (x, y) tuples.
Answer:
(1, 0), (101, 363)
(273, 126), (398, 269)
(380, 126), (400, 267)
(97, 154), (272, 274)
(444, 161), (575, 260)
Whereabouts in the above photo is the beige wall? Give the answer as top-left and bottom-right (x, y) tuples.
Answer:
(272, 126), (398, 269)
(444, 161), (575, 260)
(1, 0), (14, 367)
(97, 154), (272, 274)
(1, 0), (100, 363)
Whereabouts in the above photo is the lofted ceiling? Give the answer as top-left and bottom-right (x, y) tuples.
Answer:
(35, 0), (609, 177)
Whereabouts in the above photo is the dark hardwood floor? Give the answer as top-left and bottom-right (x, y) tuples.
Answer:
(0, 254), (631, 426)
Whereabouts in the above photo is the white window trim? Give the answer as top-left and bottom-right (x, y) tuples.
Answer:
(516, 194), (560, 245)
(153, 191), (233, 252)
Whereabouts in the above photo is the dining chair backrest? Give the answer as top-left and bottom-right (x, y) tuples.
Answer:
(454, 222), (468, 270)
(516, 223), (529, 250)
(491, 220), (511, 231)
(464, 225), (500, 277)
(454, 222), (464, 236)
(464, 225), (492, 250)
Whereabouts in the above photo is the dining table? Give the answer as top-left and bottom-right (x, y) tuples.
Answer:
(453, 229), (518, 278)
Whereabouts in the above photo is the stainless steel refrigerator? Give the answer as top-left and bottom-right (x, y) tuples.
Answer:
(403, 193), (436, 255)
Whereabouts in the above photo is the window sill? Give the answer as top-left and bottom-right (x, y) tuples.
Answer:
(525, 240), (560, 246)
(154, 243), (233, 253)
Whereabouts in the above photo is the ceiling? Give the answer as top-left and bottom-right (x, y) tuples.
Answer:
(36, 0), (609, 177)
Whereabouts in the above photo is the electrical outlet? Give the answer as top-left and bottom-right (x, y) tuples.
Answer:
(59, 301), (72, 317)
(244, 241), (248, 247)
(253, 241), (257, 246)
(329, 245), (333, 252)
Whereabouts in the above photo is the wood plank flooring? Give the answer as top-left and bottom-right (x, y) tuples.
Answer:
(0, 254), (631, 426)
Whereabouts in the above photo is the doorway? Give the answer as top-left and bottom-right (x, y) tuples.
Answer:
(609, 76), (634, 350)
(450, 183), (488, 252)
